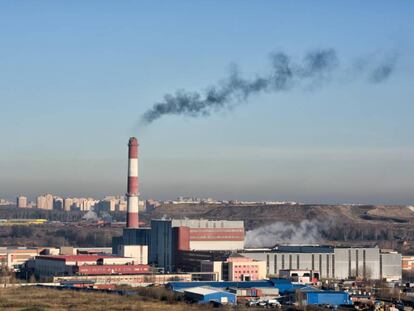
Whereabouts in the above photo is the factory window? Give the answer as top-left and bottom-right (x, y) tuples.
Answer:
(356, 250), (359, 277)
(380, 254), (383, 279)
(332, 254), (335, 278)
(289, 255), (292, 269)
(282, 255), (285, 269)
(363, 250), (366, 279)
(266, 255), (270, 274)
(274, 255), (277, 275)
(326, 254), (329, 278)
(312, 254), (315, 270)
(297, 254), (300, 269)
(319, 254), (322, 278)
(348, 249), (351, 277)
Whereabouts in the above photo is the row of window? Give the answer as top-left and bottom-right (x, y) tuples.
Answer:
(266, 254), (335, 278)
(234, 270), (258, 274)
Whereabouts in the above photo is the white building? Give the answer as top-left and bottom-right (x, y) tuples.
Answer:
(71, 198), (98, 211)
(36, 194), (54, 210)
(0, 199), (13, 206)
(63, 198), (73, 211)
(16, 196), (28, 208)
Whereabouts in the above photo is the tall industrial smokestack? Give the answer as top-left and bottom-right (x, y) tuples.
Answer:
(127, 137), (139, 228)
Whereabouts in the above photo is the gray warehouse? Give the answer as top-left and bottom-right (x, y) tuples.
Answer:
(240, 245), (401, 281)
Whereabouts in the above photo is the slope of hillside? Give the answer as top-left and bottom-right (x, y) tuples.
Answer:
(142, 203), (414, 250)
(144, 203), (414, 229)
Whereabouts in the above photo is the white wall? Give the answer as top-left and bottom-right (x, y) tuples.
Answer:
(121, 245), (148, 265)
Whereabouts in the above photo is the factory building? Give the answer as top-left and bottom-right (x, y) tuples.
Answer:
(33, 254), (148, 278)
(113, 218), (245, 273)
(112, 228), (151, 256)
(170, 219), (245, 251)
(150, 219), (244, 272)
(119, 245), (148, 264)
(200, 253), (266, 281)
(73, 264), (149, 275)
(0, 247), (41, 271)
(183, 286), (237, 305)
(240, 245), (401, 281)
(53, 273), (192, 286)
(150, 219), (173, 270)
(175, 249), (233, 272)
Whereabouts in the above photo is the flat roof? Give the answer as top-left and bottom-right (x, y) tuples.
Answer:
(169, 280), (275, 290)
(0, 247), (39, 251)
(298, 286), (323, 292)
(184, 286), (227, 295)
(60, 280), (95, 285)
(151, 219), (244, 228)
(242, 246), (333, 254)
(36, 255), (120, 261)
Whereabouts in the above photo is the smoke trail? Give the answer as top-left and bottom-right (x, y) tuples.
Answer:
(141, 49), (397, 125)
(369, 54), (397, 83)
(245, 219), (329, 248)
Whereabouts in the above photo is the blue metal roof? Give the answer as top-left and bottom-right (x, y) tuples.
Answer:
(269, 278), (296, 293)
(168, 278), (295, 294)
(184, 286), (228, 295)
(297, 285), (323, 292)
(183, 287), (237, 305)
(168, 280), (274, 291)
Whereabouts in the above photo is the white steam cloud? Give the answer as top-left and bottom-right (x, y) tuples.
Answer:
(82, 210), (99, 221)
(245, 219), (328, 248)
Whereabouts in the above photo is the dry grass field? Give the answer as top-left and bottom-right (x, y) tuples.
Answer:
(0, 286), (212, 311)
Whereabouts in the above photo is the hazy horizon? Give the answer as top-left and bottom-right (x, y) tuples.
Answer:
(1, 1), (413, 204)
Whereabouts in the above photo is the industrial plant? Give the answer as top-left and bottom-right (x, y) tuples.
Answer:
(0, 137), (412, 309)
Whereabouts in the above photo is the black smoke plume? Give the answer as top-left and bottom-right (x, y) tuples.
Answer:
(141, 49), (397, 124)
(369, 54), (398, 83)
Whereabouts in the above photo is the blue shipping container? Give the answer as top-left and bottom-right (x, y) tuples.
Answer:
(305, 291), (352, 306)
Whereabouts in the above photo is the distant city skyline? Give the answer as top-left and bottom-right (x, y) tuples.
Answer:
(1, 1), (414, 204)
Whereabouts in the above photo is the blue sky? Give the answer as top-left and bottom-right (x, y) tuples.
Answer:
(1, 1), (413, 204)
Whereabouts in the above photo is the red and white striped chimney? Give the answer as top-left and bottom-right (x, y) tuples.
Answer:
(127, 137), (139, 228)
